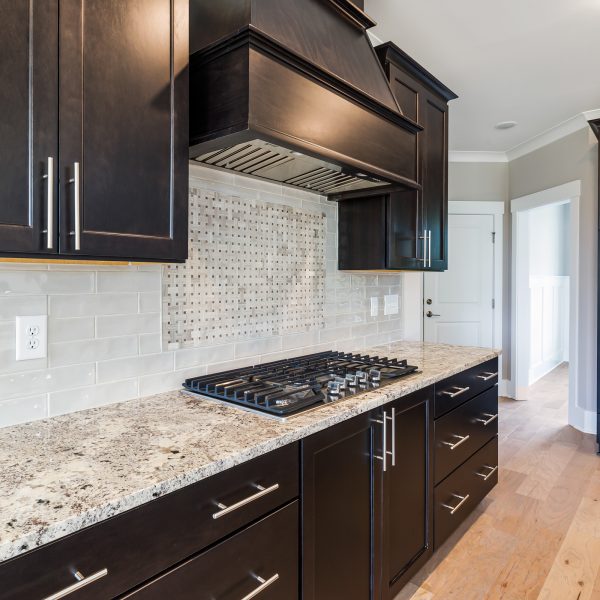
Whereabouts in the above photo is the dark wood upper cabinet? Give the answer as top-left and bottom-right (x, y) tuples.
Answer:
(337, 42), (456, 271)
(0, 0), (189, 262)
(382, 388), (433, 599)
(0, 1), (58, 255)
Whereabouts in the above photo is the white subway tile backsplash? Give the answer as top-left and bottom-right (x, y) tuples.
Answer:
(0, 364), (95, 401)
(235, 336), (282, 359)
(0, 171), (406, 427)
(97, 353), (174, 384)
(0, 271), (94, 296)
(49, 336), (139, 367)
(0, 296), (47, 320)
(138, 292), (161, 313)
(139, 334), (163, 355)
(96, 314), (160, 338)
(97, 271), (160, 293)
(49, 379), (138, 417)
(48, 317), (95, 343)
(49, 293), (139, 317)
(0, 394), (48, 427)
(174, 344), (235, 370)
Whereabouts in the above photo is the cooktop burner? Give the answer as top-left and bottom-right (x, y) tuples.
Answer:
(183, 351), (418, 420)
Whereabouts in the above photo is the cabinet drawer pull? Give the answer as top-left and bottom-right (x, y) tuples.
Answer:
(475, 413), (498, 426)
(476, 465), (498, 481)
(43, 568), (108, 600)
(240, 573), (279, 600)
(212, 483), (279, 519)
(441, 386), (470, 398)
(476, 372), (497, 381)
(442, 493), (470, 515)
(442, 434), (470, 450)
(428, 230), (432, 268)
(68, 162), (81, 251)
(42, 157), (54, 249)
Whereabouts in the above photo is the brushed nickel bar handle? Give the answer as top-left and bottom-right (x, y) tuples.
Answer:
(42, 157), (54, 249)
(442, 494), (470, 515)
(389, 407), (396, 467)
(441, 386), (470, 398)
(476, 465), (498, 481)
(43, 568), (108, 600)
(475, 413), (498, 426)
(419, 231), (427, 262)
(477, 372), (498, 381)
(373, 410), (388, 471)
(240, 573), (279, 600)
(442, 434), (470, 450)
(68, 162), (81, 251)
(428, 230), (432, 268)
(212, 483), (279, 519)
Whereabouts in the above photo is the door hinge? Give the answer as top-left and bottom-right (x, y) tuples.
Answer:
(492, 299), (496, 309)
(492, 232), (496, 243)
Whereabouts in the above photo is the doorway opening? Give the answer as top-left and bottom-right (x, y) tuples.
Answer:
(511, 181), (580, 428)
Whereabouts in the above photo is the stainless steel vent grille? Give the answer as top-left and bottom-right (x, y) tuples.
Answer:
(195, 140), (385, 196)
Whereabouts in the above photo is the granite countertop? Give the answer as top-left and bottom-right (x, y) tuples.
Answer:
(0, 341), (500, 563)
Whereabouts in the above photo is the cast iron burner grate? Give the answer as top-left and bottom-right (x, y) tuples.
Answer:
(183, 350), (418, 419)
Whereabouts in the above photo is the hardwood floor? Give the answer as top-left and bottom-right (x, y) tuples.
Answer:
(395, 364), (600, 600)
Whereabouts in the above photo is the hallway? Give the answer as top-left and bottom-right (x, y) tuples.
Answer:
(395, 365), (599, 600)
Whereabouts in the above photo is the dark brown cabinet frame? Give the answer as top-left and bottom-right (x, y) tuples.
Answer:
(0, 0), (189, 262)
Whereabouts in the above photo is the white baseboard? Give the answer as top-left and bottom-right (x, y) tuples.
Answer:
(528, 357), (563, 386)
(499, 379), (514, 398)
(569, 404), (598, 435)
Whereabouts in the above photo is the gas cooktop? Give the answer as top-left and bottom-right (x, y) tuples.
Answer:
(183, 350), (418, 420)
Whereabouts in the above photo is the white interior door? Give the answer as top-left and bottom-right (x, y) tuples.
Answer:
(424, 214), (495, 348)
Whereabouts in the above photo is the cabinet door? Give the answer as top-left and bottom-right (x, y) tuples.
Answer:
(302, 411), (383, 600)
(382, 388), (433, 599)
(386, 190), (424, 269)
(421, 91), (448, 271)
(58, 0), (188, 261)
(0, 1), (58, 255)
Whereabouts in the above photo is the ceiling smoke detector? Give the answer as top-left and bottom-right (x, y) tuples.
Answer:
(495, 121), (518, 130)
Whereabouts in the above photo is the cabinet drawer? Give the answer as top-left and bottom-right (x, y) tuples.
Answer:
(434, 358), (498, 418)
(125, 501), (299, 599)
(434, 436), (498, 549)
(0, 443), (298, 600)
(434, 386), (498, 483)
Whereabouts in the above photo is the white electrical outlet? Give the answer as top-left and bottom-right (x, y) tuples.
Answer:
(370, 297), (378, 317)
(16, 315), (47, 361)
(384, 294), (399, 316)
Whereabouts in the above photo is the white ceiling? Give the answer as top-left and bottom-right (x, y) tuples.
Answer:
(365, 0), (600, 152)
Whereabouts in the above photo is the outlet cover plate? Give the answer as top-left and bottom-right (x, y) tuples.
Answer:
(16, 315), (47, 361)
(384, 294), (399, 316)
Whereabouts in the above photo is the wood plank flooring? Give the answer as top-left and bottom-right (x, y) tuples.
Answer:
(395, 364), (600, 600)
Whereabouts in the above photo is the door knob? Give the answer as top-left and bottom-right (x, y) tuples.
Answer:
(426, 298), (433, 305)
(426, 311), (440, 318)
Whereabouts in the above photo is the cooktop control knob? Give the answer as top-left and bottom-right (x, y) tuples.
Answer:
(345, 374), (358, 387)
(369, 369), (381, 383)
(356, 370), (368, 384)
(327, 381), (342, 396)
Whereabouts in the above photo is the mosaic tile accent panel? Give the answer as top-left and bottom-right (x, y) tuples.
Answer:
(163, 187), (326, 347)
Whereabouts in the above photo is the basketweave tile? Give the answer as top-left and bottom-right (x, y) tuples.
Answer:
(163, 188), (326, 348)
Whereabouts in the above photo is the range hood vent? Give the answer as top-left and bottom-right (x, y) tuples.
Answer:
(189, 0), (422, 199)
(195, 141), (385, 195)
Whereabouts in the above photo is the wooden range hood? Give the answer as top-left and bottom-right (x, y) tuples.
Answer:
(189, 0), (422, 199)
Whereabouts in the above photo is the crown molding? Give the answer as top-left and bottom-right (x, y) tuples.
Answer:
(448, 151), (508, 163)
(506, 109), (600, 161)
(449, 109), (600, 164)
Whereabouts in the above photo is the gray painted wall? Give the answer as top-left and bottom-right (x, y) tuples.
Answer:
(509, 127), (598, 414)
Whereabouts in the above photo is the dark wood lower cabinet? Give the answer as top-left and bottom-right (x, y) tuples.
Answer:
(382, 389), (433, 599)
(124, 501), (299, 600)
(302, 412), (383, 600)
